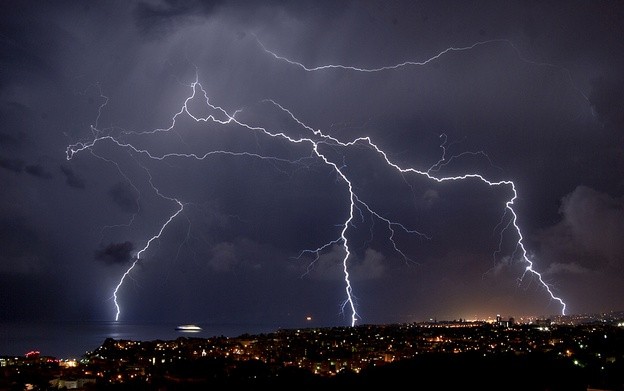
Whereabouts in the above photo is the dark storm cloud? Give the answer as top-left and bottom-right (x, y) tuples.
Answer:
(108, 182), (137, 213)
(589, 77), (624, 126)
(305, 245), (386, 282)
(0, 273), (59, 321)
(0, 4), (66, 88)
(0, 215), (90, 321)
(59, 165), (85, 189)
(0, 158), (51, 178)
(24, 163), (52, 179)
(538, 186), (624, 272)
(134, 0), (225, 37)
(132, 0), (349, 39)
(0, 131), (25, 148)
(0, 218), (43, 274)
(1, 0), (623, 332)
(206, 238), (282, 272)
(133, 0), (342, 22)
(107, 0), (624, 320)
(95, 241), (135, 266)
(208, 241), (240, 272)
(0, 156), (24, 173)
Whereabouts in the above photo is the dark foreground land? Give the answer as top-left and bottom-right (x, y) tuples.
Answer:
(2, 320), (623, 390)
(113, 352), (590, 390)
(0, 352), (596, 391)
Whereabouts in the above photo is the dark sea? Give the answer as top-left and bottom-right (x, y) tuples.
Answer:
(0, 321), (281, 359)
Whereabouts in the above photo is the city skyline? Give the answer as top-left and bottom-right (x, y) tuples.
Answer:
(1, 1), (623, 329)
(3, 318), (623, 390)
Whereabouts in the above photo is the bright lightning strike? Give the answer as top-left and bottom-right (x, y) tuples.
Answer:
(67, 37), (568, 325)
(255, 35), (514, 72)
(255, 37), (569, 319)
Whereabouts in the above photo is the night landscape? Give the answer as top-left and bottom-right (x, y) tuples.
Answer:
(1, 1), (623, 390)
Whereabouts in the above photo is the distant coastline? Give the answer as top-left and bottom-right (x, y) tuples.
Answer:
(2, 311), (622, 359)
(0, 320), (280, 359)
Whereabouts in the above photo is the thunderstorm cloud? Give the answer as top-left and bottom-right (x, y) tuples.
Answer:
(25, 163), (52, 179)
(0, 132), (24, 147)
(208, 241), (240, 272)
(60, 165), (86, 189)
(0, 157), (24, 173)
(589, 77), (624, 126)
(95, 242), (135, 266)
(538, 186), (624, 271)
(0, 220), (44, 274)
(307, 246), (386, 282)
(0, 0), (623, 327)
(108, 182), (138, 213)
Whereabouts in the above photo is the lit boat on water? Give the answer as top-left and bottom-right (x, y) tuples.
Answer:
(175, 324), (202, 332)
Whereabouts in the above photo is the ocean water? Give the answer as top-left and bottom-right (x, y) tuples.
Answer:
(0, 321), (281, 359)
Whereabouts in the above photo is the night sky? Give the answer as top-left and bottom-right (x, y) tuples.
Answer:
(1, 0), (623, 329)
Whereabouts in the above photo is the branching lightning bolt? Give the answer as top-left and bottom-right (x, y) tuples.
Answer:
(255, 37), (570, 319)
(66, 37), (570, 324)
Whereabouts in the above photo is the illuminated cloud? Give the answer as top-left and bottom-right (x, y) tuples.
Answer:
(539, 186), (624, 270)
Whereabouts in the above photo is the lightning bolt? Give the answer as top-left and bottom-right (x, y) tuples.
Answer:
(255, 36), (514, 72)
(66, 37), (569, 324)
(254, 37), (570, 319)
